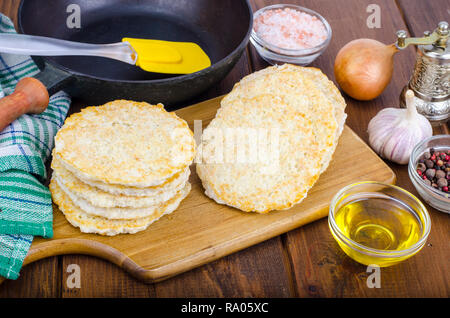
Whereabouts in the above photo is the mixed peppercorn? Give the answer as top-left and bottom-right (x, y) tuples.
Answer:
(416, 148), (450, 193)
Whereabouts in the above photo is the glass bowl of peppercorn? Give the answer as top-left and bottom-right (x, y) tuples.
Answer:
(409, 135), (450, 213)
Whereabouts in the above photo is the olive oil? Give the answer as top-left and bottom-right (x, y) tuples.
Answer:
(335, 197), (422, 251)
(333, 196), (424, 266)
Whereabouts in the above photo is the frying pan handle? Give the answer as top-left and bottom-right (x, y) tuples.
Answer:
(33, 58), (75, 96)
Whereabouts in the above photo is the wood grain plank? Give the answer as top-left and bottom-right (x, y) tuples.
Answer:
(397, 0), (450, 38)
(61, 255), (156, 298)
(0, 258), (60, 297)
(249, 0), (449, 297)
(154, 238), (292, 297)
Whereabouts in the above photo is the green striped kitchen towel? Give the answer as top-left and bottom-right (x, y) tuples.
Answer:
(0, 14), (71, 280)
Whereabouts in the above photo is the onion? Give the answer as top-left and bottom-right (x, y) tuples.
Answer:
(334, 39), (398, 101)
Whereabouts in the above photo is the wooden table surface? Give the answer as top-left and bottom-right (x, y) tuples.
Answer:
(0, 0), (448, 298)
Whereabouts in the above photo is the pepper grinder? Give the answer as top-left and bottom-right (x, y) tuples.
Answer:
(396, 21), (449, 124)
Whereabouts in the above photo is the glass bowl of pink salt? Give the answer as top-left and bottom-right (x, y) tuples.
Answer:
(250, 4), (332, 66)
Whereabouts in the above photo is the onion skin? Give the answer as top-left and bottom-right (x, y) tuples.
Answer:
(334, 39), (398, 101)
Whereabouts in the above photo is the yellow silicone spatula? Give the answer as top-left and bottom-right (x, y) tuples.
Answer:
(123, 38), (211, 74)
(0, 34), (211, 74)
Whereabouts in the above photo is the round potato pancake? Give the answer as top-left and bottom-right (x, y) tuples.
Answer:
(54, 100), (195, 187)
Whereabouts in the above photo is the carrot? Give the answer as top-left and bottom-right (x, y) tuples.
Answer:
(0, 77), (49, 132)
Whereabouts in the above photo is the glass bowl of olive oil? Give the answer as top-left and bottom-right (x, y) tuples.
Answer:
(328, 182), (431, 267)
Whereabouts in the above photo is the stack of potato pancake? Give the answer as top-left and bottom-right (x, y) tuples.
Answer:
(50, 100), (195, 236)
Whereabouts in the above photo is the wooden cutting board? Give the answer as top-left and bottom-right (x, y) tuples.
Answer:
(22, 96), (396, 283)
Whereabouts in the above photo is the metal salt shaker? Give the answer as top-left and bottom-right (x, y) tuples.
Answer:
(397, 21), (449, 124)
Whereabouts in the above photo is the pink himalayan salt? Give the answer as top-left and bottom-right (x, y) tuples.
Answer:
(254, 8), (327, 50)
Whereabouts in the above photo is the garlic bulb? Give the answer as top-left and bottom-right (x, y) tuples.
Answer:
(368, 90), (432, 164)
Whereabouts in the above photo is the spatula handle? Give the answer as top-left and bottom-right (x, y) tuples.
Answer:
(0, 34), (137, 64)
(0, 77), (49, 132)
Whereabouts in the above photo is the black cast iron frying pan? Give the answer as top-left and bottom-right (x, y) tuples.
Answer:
(18, 0), (252, 108)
